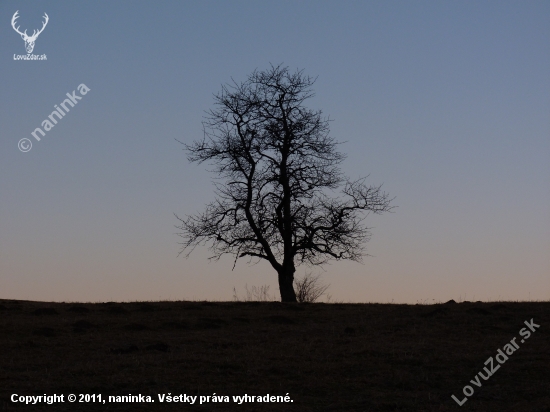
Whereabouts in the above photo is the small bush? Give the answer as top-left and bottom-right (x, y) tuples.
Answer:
(233, 284), (277, 302)
(294, 272), (330, 303)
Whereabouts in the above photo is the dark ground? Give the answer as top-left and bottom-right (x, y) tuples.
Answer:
(0, 299), (548, 411)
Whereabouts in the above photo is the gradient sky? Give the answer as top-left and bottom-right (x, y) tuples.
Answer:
(1, 1), (548, 303)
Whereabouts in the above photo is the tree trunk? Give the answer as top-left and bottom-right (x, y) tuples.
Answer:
(278, 267), (297, 302)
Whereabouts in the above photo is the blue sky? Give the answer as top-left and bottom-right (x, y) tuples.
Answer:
(1, 0), (548, 303)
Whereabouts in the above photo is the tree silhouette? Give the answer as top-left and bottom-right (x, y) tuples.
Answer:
(176, 65), (394, 302)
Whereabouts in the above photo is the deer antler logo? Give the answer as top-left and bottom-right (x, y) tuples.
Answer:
(11, 11), (49, 54)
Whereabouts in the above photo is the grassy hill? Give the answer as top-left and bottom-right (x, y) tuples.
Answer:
(1, 299), (548, 411)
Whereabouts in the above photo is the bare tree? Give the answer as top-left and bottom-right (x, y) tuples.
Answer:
(176, 65), (394, 302)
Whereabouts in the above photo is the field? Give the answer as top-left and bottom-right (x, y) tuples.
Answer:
(0, 299), (548, 411)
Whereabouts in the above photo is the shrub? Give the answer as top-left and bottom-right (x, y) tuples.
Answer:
(294, 272), (330, 303)
(233, 284), (277, 302)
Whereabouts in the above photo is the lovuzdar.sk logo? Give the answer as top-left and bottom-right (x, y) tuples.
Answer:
(11, 10), (49, 60)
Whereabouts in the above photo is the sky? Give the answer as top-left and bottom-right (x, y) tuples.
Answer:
(1, 0), (548, 303)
